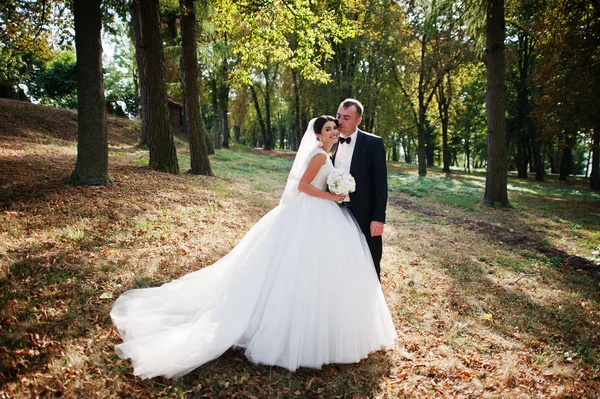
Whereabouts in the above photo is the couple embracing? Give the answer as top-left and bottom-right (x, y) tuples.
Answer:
(111, 99), (397, 379)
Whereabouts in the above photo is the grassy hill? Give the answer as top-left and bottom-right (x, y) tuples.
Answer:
(0, 99), (599, 398)
(0, 98), (140, 144)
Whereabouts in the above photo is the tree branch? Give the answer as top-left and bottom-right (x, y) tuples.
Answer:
(424, 72), (443, 110)
(392, 65), (419, 125)
(33, 0), (48, 41)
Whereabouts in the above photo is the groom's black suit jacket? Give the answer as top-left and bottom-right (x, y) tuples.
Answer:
(332, 129), (388, 240)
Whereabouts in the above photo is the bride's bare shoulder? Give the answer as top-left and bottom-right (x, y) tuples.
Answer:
(309, 148), (328, 161)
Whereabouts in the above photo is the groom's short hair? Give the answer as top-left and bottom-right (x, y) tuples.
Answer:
(340, 98), (364, 117)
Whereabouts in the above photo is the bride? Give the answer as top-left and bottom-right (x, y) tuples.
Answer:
(110, 115), (397, 379)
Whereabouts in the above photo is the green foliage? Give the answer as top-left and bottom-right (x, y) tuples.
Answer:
(212, 0), (360, 86)
(571, 133), (590, 176)
(533, 0), (599, 138)
(2, 0), (597, 188)
(0, 1), (71, 98)
(103, 17), (138, 117)
(104, 65), (137, 117)
(33, 52), (78, 108)
(450, 64), (487, 171)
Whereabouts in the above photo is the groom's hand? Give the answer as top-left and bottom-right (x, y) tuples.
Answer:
(370, 221), (384, 237)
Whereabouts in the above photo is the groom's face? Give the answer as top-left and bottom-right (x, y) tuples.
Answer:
(336, 105), (362, 136)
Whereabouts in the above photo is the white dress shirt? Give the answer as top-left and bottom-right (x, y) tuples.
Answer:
(335, 129), (358, 202)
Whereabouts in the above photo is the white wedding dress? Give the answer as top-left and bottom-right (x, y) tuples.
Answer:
(110, 148), (397, 379)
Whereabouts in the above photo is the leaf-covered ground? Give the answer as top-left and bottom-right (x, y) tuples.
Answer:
(1, 99), (599, 398)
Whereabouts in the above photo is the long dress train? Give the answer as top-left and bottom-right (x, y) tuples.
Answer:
(110, 148), (397, 379)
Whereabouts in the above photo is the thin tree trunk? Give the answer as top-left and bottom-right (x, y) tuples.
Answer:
(69, 0), (109, 185)
(278, 114), (284, 149)
(437, 72), (451, 172)
(130, 1), (148, 146)
(465, 134), (471, 173)
(415, 35), (441, 176)
(515, 32), (532, 179)
(249, 84), (267, 148)
(590, 122), (600, 190)
(417, 37), (428, 176)
(180, 0), (212, 175)
(559, 147), (572, 181)
(482, 0), (509, 207)
(550, 147), (559, 174)
(401, 135), (412, 164)
(263, 68), (273, 151)
(219, 81), (229, 148)
(203, 108), (215, 154)
(210, 77), (221, 150)
(425, 123), (435, 167)
(292, 68), (301, 151)
(138, 0), (179, 173)
(233, 125), (240, 142)
(559, 134), (575, 181)
(532, 126), (544, 181)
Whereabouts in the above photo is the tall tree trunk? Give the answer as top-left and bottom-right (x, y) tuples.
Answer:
(203, 109), (215, 154)
(464, 128), (471, 173)
(69, 0), (109, 185)
(278, 114), (284, 149)
(417, 37), (428, 176)
(550, 147), (559, 174)
(417, 121), (427, 174)
(333, 40), (358, 100)
(130, 1), (148, 146)
(210, 77), (221, 150)
(482, 0), (509, 207)
(515, 32), (533, 179)
(179, 0), (212, 175)
(590, 122), (600, 190)
(401, 135), (413, 164)
(249, 85), (267, 148)
(559, 133), (575, 181)
(515, 131), (529, 178)
(437, 72), (451, 172)
(219, 82), (229, 148)
(263, 68), (273, 151)
(532, 126), (544, 181)
(425, 122), (435, 167)
(138, 0), (179, 173)
(292, 68), (301, 151)
(411, 35), (441, 176)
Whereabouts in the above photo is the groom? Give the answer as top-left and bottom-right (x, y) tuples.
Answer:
(333, 99), (388, 280)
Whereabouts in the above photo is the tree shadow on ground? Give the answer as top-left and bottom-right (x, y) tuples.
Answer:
(0, 244), (114, 386)
(391, 194), (600, 388)
(392, 196), (599, 280)
(181, 348), (395, 399)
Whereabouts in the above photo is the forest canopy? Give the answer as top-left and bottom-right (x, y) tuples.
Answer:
(1, 0), (598, 189)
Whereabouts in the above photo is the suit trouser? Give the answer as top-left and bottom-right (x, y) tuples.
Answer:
(364, 234), (382, 281)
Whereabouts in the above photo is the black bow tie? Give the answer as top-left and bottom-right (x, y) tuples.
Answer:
(339, 136), (352, 144)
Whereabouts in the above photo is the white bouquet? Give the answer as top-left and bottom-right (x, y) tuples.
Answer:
(327, 169), (356, 197)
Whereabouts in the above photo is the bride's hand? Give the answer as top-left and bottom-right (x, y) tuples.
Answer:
(329, 193), (345, 202)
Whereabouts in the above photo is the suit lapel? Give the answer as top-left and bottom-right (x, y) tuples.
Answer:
(350, 130), (365, 176)
(331, 142), (339, 164)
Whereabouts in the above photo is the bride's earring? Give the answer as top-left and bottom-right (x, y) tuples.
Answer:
(317, 138), (323, 147)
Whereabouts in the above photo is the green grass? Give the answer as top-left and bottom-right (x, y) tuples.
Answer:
(389, 170), (599, 207)
(389, 173), (483, 209)
(211, 148), (293, 177)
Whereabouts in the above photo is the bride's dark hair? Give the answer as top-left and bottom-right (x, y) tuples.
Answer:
(313, 115), (338, 134)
